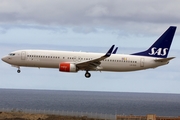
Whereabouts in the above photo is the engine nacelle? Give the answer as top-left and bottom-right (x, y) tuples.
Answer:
(59, 63), (77, 72)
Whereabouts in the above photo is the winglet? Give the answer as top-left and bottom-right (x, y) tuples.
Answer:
(104, 45), (115, 57)
(112, 47), (118, 54)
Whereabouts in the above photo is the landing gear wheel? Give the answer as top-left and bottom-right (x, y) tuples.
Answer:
(17, 70), (21, 73)
(85, 72), (91, 78)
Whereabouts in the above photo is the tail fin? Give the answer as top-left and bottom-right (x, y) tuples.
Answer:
(131, 26), (176, 58)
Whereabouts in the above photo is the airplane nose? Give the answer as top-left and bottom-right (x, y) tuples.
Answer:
(1, 57), (5, 62)
(1, 56), (7, 62)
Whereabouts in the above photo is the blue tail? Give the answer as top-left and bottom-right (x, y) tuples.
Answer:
(131, 26), (176, 58)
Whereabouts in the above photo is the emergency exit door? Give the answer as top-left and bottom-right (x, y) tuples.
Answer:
(21, 51), (26, 60)
(140, 58), (144, 67)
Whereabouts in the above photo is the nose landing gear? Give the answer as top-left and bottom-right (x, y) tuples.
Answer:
(85, 71), (91, 78)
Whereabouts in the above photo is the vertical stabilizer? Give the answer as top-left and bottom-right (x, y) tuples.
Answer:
(131, 26), (176, 58)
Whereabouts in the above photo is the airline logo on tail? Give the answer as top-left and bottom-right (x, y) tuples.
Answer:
(149, 47), (168, 56)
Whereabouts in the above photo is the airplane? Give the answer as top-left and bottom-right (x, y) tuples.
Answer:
(1, 26), (176, 78)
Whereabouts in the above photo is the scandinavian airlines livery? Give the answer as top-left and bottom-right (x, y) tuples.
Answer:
(1, 26), (177, 78)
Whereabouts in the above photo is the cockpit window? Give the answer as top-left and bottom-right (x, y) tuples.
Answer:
(9, 53), (15, 56)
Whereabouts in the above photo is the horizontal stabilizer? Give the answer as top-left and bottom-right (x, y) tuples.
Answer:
(154, 57), (175, 62)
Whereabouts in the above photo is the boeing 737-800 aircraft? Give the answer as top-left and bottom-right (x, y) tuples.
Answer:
(1, 26), (176, 78)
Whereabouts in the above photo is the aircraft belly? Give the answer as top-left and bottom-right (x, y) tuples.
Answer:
(25, 59), (59, 68)
(101, 63), (140, 72)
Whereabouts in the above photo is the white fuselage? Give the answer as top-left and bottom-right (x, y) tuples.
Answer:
(2, 50), (167, 72)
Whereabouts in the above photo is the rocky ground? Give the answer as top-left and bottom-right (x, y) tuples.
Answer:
(0, 111), (104, 120)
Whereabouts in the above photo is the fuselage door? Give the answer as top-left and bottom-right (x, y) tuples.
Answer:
(140, 58), (144, 67)
(21, 51), (26, 60)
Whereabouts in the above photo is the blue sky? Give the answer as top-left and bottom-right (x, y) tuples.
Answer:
(1, 0), (180, 93)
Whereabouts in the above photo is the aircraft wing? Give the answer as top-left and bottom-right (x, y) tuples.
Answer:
(76, 45), (115, 70)
(154, 57), (175, 62)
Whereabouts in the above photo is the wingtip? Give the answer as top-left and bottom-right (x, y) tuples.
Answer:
(112, 47), (118, 54)
(104, 45), (115, 57)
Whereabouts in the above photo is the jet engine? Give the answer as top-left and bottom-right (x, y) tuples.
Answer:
(59, 63), (77, 72)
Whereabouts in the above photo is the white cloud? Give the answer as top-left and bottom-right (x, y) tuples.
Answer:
(0, 0), (180, 34)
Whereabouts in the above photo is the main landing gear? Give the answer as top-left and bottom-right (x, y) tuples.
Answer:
(17, 67), (21, 73)
(17, 69), (21, 73)
(85, 71), (91, 78)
